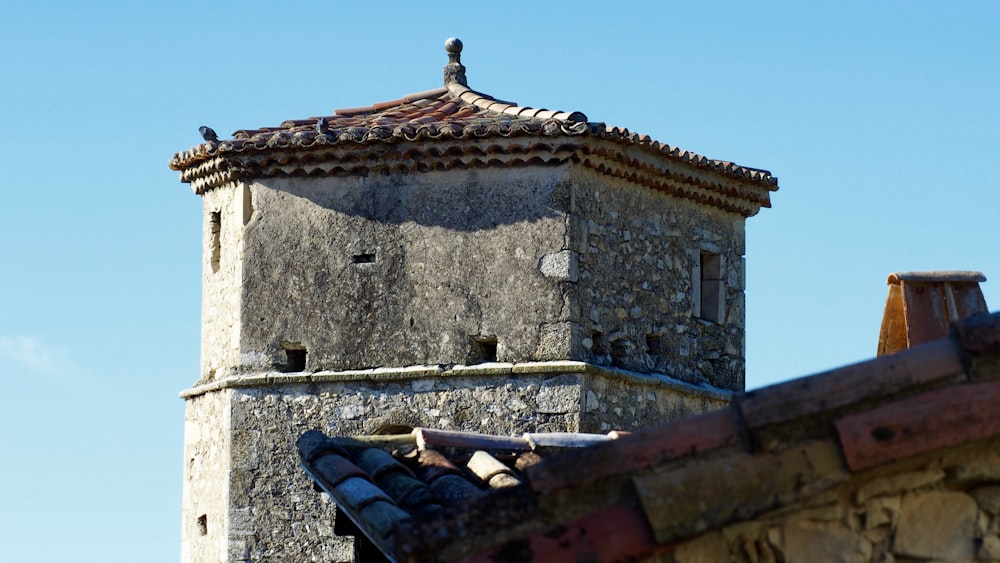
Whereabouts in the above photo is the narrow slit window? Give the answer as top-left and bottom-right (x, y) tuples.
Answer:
(351, 253), (376, 264)
(699, 251), (723, 323)
(610, 338), (628, 368)
(197, 514), (208, 536)
(209, 211), (221, 273)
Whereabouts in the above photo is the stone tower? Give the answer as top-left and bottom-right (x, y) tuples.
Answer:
(170, 39), (777, 561)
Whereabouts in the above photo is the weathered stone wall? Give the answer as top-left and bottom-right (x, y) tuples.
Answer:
(200, 185), (249, 381)
(181, 391), (233, 562)
(569, 167), (747, 390)
(199, 372), (582, 562)
(200, 163), (749, 389)
(670, 437), (1000, 563)
(182, 366), (727, 562)
(236, 168), (573, 374)
(580, 370), (730, 433)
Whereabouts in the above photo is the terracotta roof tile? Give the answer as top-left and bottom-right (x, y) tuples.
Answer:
(311, 454), (368, 487)
(466, 451), (521, 489)
(525, 406), (746, 494)
(835, 378), (1000, 471)
(460, 504), (664, 563)
(171, 81), (779, 213)
(734, 337), (965, 432)
(955, 310), (1000, 360)
(297, 427), (629, 559)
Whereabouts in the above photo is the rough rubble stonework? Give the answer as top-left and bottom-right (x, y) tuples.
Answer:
(181, 391), (233, 562)
(182, 371), (727, 561)
(200, 185), (247, 379)
(198, 165), (749, 389)
(570, 167), (746, 389)
(670, 438), (1000, 563)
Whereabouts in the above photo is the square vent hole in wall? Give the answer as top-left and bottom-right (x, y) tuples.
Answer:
(591, 331), (606, 356)
(646, 334), (663, 357)
(469, 336), (498, 364)
(281, 342), (307, 372)
(610, 338), (628, 368)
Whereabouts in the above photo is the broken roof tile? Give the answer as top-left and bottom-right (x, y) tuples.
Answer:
(466, 451), (521, 489)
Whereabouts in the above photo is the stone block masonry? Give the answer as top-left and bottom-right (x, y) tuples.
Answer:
(199, 164), (750, 392)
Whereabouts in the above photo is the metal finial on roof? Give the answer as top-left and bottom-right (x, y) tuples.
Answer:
(443, 37), (467, 86)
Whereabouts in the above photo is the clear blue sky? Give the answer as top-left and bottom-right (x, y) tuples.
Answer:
(1, 2), (997, 560)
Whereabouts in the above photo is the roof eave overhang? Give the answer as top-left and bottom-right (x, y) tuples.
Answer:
(174, 133), (775, 217)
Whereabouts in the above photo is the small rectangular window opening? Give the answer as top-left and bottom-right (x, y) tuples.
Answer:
(351, 253), (376, 264)
(209, 212), (222, 273)
(610, 338), (628, 368)
(646, 334), (663, 356)
(699, 251), (723, 323)
(197, 514), (208, 536)
(281, 344), (307, 372)
(591, 331), (606, 356)
(469, 336), (498, 364)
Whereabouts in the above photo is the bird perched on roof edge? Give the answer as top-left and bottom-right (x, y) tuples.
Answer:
(199, 126), (219, 143)
(316, 117), (329, 135)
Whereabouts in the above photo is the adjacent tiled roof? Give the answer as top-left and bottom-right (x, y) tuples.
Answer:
(297, 427), (628, 560)
(298, 312), (1000, 563)
(170, 42), (778, 217)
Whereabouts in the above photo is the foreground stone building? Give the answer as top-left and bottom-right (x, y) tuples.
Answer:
(300, 310), (1000, 562)
(170, 39), (777, 561)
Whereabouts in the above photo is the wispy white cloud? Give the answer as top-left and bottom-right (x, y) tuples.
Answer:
(0, 335), (71, 375)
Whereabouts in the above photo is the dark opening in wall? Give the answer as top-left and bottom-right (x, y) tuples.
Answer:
(242, 184), (254, 225)
(197, 514), (208, 536)
(646, 334), (663, 356)
(281, 344), (307, 372)
(469, 336), (498, 364)
(209, 211), (221, 273)
(374, 424), (413, 435)
(699, 251), (723, 323)
(610, 338), (628, 368)
(591, 331), (606, 355)
(351, 253), (376, 264)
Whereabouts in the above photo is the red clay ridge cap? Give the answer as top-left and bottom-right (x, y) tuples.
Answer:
(524, 407), (747, 494)
(446, 82), (588, 123)
(332, 87), (450, 118)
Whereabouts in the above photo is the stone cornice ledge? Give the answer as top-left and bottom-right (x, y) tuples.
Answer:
(178, 361), (734, 402)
